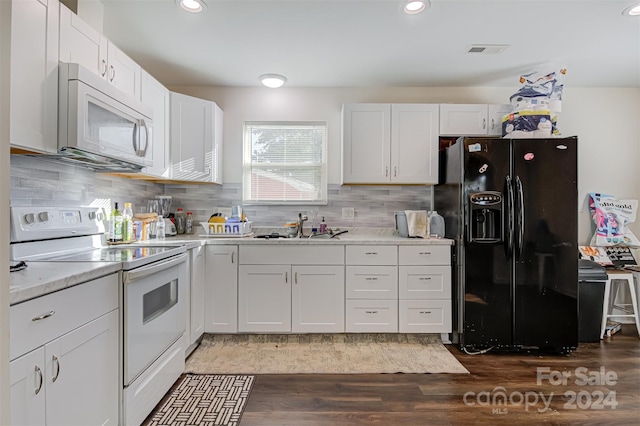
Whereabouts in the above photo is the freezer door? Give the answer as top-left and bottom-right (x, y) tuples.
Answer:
(460, 137), (512, 348)
(512, 137), (578, 351)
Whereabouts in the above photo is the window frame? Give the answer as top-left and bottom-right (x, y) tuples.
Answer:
(242, 121), (328, 205)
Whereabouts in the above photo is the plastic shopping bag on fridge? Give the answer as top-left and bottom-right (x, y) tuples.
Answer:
(589, 193), (640, 247)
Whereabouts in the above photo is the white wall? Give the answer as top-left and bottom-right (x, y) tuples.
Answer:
(169, 85), (640, 244)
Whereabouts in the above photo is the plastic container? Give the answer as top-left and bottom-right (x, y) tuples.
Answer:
(175, 208), (186, 234)
(394, 211), (409, 238)
(429, 211), (445, 238)
(185, 211), (193, 234)
(156, 218), (165, 240)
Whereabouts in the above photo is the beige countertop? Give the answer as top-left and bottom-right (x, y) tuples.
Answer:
(9, 228), (453, 305)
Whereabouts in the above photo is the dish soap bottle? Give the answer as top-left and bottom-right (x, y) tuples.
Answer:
(319, 217), (327, 233)
(110, 202), (123, 242)
(429, 211), (445, 239)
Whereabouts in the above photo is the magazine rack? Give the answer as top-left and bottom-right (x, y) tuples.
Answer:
(600, 270), (640, 339)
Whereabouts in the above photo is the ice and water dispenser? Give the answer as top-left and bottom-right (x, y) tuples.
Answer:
(468, 191), (503, 243)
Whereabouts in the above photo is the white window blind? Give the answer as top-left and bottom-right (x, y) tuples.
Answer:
(243, 121), (327, 204)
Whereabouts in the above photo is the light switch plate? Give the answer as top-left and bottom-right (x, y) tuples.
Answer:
(342, 207), (355, 219)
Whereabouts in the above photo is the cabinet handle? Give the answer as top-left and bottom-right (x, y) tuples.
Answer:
(101, 59), (107, 77)
(34, 365), (43, 395)
(295, 272), (298, 284)
(365, 252), (378, 255)
(365, 277), (379, 281)
(285, 272), (288, 283)
(32, 310), (55, 321)
(491, 118), (496, 130)
(419, 277), (432, 281)
(418, 252), (431, 255)
(109, 65), (115, 82)
(231, 252), (235, 264)
(365, 310), (379, 314)
(394, 166), (397, 177)
(385, 166), (388, 177)
(419, 311), (432, 314)
(52, 355), (60, 383)
(482, 118), (486, 130)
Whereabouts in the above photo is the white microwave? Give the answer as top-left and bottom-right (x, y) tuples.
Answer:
(58, 62), (153, 172)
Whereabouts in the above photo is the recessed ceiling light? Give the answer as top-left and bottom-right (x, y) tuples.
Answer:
(404, 0), (430, 15)
(259, 74), (287, 88)
(622, 2), (640, 15)
(178, 0), (206, 13)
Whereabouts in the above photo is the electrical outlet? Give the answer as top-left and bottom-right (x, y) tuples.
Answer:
(342, 207), (355, 219)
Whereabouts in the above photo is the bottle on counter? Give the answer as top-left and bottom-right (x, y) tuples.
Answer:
(185, 211), (193, 234)
(122, 202), (133, 242)
(319, 217), (327, 233)
(175, 208), (186, 234)
(156, 218), (165, 240)
(110, 202), (123, 242)
(429, 210), (445, 238)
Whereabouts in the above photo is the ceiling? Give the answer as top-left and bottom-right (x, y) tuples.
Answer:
(100, 0), (640, 88)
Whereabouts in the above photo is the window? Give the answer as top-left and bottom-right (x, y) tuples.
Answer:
(243, 121), (327, 204)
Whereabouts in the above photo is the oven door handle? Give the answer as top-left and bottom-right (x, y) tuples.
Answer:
(123, 253), (187, 284)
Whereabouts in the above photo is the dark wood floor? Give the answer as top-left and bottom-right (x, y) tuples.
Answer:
(241, 326), (640, 425)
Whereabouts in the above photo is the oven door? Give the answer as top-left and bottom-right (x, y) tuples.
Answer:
(123, 253), (187, 385)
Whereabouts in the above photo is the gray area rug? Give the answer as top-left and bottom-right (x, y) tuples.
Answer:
(186, 334), (469, 374)
(143, 374), (253, 426)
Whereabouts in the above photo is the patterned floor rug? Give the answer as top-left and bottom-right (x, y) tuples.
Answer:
(143, 374), (254, 426)
(186, 334), (469, 374)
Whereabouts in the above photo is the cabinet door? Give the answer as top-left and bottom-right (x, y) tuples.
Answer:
(10, 348), (46, 426)
(292, 266), (345, 333)
(488, 104), (510, 136)
(45, 310), (119, 426)
(238, 265), (291, 332)
(211, 103), (224, 184)
(106, 40), (141, 100)
(10, 0), (59, 153)
(59, 3), (104, 77)
(439, 104), (488, 136)
(342, 103), (391, 184)
(205, 246), (238, 333)
(170, 92), (215, 182)
(140, 71), (169, 177)
(190, 245), (206, 342)
(391, 104), (439, 184)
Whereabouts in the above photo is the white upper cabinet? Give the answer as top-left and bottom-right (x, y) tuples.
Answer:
(140, 71), (169, 178)
(59, 3), (141, 100)
(9, 0), (59, 153)
(342, 103), (439, 184)
(439, 104), (510, 136)
(170, 92), (223, 183)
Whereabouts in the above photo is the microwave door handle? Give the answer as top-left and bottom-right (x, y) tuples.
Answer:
(132, 122), (139, 154)
(139, 119), (149, 156)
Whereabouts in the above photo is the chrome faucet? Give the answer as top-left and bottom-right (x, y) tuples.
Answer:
(297, 212), (308, 238)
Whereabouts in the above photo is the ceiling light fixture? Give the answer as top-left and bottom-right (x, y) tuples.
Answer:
(178, 0), (206, 13)
(622, 2), (640, 15)
(404, 0), (430, 15)
(259, 74), (287, 88)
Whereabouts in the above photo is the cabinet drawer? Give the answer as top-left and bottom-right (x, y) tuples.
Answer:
(399, 299), (452, 333)
(240, 245), (344, 265)
(10, 274), (118, 361)
(346, 299), (398, 333)
(346, 246), (397, 265)
(399, 266), (451, 299)
(399, 245), (450, 265)
(346, 266), (397, 299)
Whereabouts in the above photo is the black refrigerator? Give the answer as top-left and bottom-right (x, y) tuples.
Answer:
(434, 136), (578, 353)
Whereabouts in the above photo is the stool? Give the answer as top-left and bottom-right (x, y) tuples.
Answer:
(600, 271), (640, 339)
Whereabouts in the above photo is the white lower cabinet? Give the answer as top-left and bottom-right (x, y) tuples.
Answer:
(10, 274), (119, 426)
(186, 244), (205, 355)
(398, 246), (452, 333)
(205, 245), (238, 333)
(238, 246), (345, 333)
(345, 246), (398, 332)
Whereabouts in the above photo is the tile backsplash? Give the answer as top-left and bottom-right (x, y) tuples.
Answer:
(10, 156), (432, 228)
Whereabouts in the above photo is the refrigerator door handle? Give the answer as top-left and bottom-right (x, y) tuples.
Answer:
(515, 175), (525, 260)
(505, 175), (514, 258)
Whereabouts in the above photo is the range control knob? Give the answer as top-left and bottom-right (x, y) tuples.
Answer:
(38, 211), (49, 222)
(88, 211), (96, 220)
(24, 213), (36, 224)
